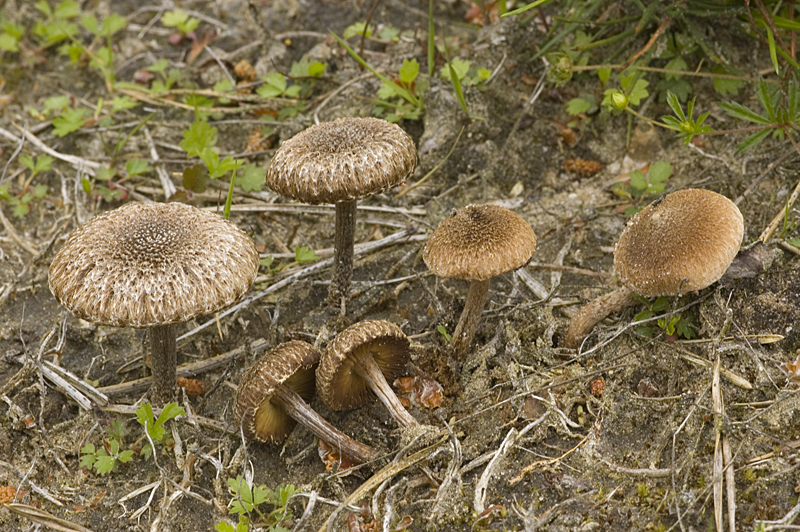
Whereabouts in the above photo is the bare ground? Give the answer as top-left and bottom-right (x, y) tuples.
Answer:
(1, 1), (800, 531)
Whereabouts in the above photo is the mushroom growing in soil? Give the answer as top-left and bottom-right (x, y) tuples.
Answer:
(234, 340), (380, 466)
(266, 117), (417, 312)
(48, 202), (259, 404)
(423, 204), (537, 358)
(563, 188), (744, 349)
(317, 320), (418, 428)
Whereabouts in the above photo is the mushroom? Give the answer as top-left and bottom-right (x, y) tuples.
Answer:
(234, 340), (379, 465)
(422, 204), (537, 357)
(317, 320), (418, 428)
(563, 188), (744, 349)
(267, 117), (417, 311)
(48, 202), (259, 404)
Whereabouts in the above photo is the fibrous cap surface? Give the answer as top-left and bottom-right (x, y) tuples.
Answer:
(422, 204), (537, 281)
(614, 188), (744, 297)
(266, 117), (417, 204)
(49, 202), (259, 328)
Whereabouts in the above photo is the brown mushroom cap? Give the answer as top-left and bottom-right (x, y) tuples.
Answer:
(49, 202), (259, 328)
(234, 341), (319, 443)
(614, 188), (744, 297)
(317, 320), (410, 411)
(422, 204), (537, 281)
(266, 117), (417, 204)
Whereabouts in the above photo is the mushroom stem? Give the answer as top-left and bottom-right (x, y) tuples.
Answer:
(451, 278), (491, 358)
(272, 383), (380, 464)
(329, 200), (357, 312)
(563, 286), (637, 349)
(351, 349), (419, 428)
(148, 324), (177, 404)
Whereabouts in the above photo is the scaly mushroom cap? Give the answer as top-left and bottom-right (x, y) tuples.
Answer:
(317, 320), (410, 411)
(234, 341), (319, 443)
(614, 188), (744, 297)
(266, 117), (417, 204)
(49, 202), (259, 328)
(422, 204), (537, 281)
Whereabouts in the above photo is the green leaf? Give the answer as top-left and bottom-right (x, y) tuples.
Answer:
(52, 107), (89, 137)
(765, 25), (780, 75)
(656, 78), (692, 103)
(0, 32), (19, 52)
(756, 78), (779, 123)
(111, 96), (138, 113)
(399, 59), (419, 85)
(19, 155), (35, 172)
(80, 14), (99, 34)
(94, 166), (116, 181)
(663, 56), (687, 80)
(154, 402), (185, 433)
(234, 164), (265, 192)
(146, 59), (169, 75)
(343, 21), (372, 40)
(126, 159), (152, 176)
(99, 13), (127, 37)
(136, 403), (156, 432)
(712, 65), (745, 96)
(437, 325), (451, 341)
(117, 450), (134, 463)
(718, 101), (770, 125)
(108, 419), (129, 443)
(94, 454), (117, 474)
(54, 0), (80, 19)
(627, 79), (649, 107)
(33, 154), (55, 174)
(648, 161), (672, 185)
(35, 1), (53, 17)
(441, 58), (470, 81)
(566, 98), (592, 116)
(45, 95), (70, 112)
(294, 246), (318, 263)
(80, 444), (96, 468)
(215, 523), (235, 532)
(630, 170), (647, 191)
(12, 202), (29, 217)
(33, 184), (48, 198)
(162, 10), (190, 28)
(651, 297), (670, 312)
(736, 127), (773, 153)
(597, 67), (611, 84)
(180, 121), (218, 156)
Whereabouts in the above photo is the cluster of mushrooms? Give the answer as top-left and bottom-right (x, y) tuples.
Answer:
(47, 116), (745, 465)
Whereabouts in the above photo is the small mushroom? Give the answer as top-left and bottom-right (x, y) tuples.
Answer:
(423, 204), (537, 357)
(317, 320), (418, 428)
(234, 340), (379, 465)
(267, 117), (417, 312)
(49, 202), (259, 404)
(563, 188), (744, 349)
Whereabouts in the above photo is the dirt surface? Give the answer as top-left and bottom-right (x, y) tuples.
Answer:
(2, 1), (800, 531)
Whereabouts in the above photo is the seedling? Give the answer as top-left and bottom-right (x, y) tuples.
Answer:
(135, 402), (185, 458)
(222, 476), (297, 532)
(161, 9), (200, 37)
(294, 246), (318, 263)
(632, 296), (697, 341)
(79, 419), (133, 475)
(33, 0), (80, 44)
(0, 181), (49, 218)
(437, 325), (452, 342)
(612, 160), (673, 215)
(373, 58), (426, 122)
(0, 19), (25, 52)
(439, 58), (491, 89)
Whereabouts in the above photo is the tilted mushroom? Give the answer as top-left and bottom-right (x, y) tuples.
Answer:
(49, 202), (259, 404)
(423, 204), (537, 357)
(563, 188), (744, 349)
(317, 320), (418, 428)
(267, 117), (417, 312)
(234, 340), (379, 465)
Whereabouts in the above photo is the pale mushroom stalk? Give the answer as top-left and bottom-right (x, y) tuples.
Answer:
(149, 324), (177, 403)
(330, 200), (357, 309)
(272, 383), (380, 464)
(350, 348), (419, 428)
(562, 287), (636, 350)
(451, 278), (490, 357)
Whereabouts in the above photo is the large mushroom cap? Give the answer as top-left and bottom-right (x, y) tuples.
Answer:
(614, 188), (744, 297)
(317, 320), (410, 411)
(422, 204), (537, 281)
(49, 202), (259, 328)
(266, 117), (417, 204)
(234, 341), (319, 443)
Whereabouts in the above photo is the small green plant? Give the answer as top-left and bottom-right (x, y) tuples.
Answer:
(0, 181), (48, 217)
(161, 9), (200, 36)
(611, 160), (673, 215)
(372, 58), (426, 122)
(221, 476), (298, 532)
(33, 0), (80, 44)
(294, 246), (318, 263)
(632, 296), (697, 340)
(437, 325), (452, 342)
(80, 420), (133, 475)
(439, 58), (491, 89)
(135, 402), (185, 458)
(146, 59), (182, 93)
(0, 18), (25, 52)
